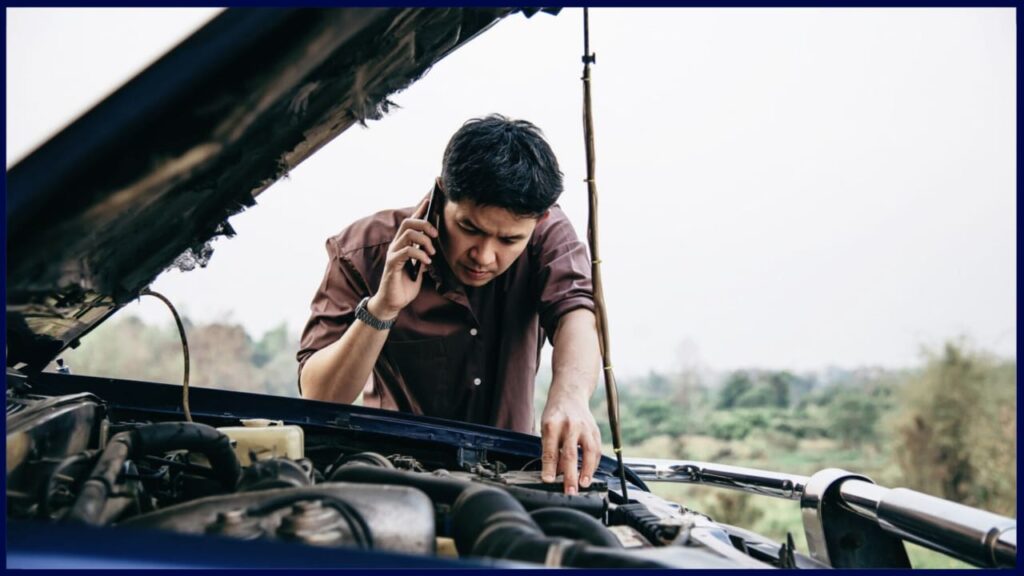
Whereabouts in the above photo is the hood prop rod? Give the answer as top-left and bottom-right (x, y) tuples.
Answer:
(580, 7), (628, 501)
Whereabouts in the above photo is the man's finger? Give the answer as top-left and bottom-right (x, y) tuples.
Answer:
(560, 431), (580, 495)
(395, 228), (436, 256)
(394, 245), (432, 267)
(398, 217), (439, 239)
(579, 430), (600, 489)
(540, 421), (562, 483)
(412, 196), (430, 219)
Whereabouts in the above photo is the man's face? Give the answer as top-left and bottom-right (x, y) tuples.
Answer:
(439, 197), (546, 287)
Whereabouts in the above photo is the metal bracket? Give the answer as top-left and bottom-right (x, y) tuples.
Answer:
(456, 446), (487, 470)
(801, 468), (911, 568)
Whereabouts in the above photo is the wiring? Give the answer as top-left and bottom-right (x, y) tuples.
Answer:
(141, 289), (192, 422)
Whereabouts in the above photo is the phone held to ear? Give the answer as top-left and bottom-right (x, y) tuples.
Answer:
(405, 183), (439, 280)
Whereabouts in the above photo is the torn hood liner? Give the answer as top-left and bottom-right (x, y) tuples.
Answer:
(6, 7), (553, 372)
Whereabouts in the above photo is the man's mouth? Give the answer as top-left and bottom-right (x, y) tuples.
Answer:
(462, 265), (491, 279)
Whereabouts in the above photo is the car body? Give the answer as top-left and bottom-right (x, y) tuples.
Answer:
(5, 8), (1016, 569)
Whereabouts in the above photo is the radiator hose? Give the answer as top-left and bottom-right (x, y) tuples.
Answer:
(328, 462), (664, 567)
(530, 507), (622, 548)
(66, 422), (241, 525)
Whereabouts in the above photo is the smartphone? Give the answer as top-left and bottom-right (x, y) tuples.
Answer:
(405, 183), (440, 280)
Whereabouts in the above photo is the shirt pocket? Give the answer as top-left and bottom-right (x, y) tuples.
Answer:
(383, 337), (453, 419)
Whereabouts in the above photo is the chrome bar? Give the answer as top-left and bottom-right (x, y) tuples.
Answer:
(839, 479), (1017, 568)
(621, 457), (810, 500)
(836, 479), (886, 520)
(995, 528), (1016, 567)
(626, 458), (1016, 568)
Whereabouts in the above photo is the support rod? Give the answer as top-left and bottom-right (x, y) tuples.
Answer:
(580, 7), (628, 501)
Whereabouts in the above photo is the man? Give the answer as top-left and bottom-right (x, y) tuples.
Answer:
(297, 114), (601, 494)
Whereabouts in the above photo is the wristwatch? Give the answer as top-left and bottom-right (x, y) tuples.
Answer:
(355, 296), (397, 330)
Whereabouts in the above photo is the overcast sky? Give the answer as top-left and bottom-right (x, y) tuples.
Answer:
(7, 8), (1016, 377)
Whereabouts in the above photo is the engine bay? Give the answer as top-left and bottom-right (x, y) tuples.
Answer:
(6, 371), (825, 568)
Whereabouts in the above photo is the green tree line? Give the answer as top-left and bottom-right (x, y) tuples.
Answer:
(57, 315), (1015, 526)
(583, 340), (1016, 519)
(53, 314), (301, 399)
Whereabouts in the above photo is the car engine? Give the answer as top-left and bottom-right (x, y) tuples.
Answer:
(6, 376), (825, 568)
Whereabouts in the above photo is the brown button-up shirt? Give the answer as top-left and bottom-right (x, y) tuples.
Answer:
(297, 203), (594, 434)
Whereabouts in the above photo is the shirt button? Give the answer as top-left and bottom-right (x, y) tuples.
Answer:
(473, 378), (482, 386)
(470, 328), (478, 336)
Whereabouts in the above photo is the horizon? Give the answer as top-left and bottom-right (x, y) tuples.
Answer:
(82, 310), (1012, 380)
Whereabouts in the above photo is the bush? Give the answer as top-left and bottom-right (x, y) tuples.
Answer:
(893, 341), (1016, 516)
(826, 390), (881, 448)
(705, 492), (764, 526)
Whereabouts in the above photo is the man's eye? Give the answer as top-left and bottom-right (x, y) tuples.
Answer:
(500, 238), (519, 245)
(458, 224), (479, 235)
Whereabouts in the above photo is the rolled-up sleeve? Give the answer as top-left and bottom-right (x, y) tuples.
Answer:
(296, 237), (370, 392)
(533, 207), (595, 341)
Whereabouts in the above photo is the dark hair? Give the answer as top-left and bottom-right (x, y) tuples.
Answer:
(441, 114), (563, 217)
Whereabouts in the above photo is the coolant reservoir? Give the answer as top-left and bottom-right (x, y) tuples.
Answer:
(217, 419), (304, 466)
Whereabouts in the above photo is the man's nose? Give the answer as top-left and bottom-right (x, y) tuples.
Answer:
(469, 242), (496, 267)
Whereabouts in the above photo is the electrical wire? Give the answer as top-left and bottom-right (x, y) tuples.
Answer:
(141, 289), (192, 422)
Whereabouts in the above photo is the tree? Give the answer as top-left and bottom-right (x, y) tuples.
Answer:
(767, 372), (793, 408)
(717, 371), (753, 409)
(252, 322), (289, 367)
(826, 389), (880, 448)
(893, 341), (1016, 516)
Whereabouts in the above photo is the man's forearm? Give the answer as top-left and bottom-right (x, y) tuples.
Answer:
(549, 308), (601, 402)
(300, 297), (395, 404)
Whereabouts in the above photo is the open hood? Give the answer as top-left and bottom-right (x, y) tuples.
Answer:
(6, 8), (555, 372)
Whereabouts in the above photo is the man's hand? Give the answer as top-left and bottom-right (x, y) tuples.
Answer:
(369, 197), (438, 319)
(540, 390), (601, 495)
(541, 309), (602, 494)
(540, 309), (602, 494)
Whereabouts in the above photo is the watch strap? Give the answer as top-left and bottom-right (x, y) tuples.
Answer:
(355, 296), (397, 330)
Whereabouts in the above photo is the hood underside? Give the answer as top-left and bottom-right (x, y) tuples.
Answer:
(6, 7), (553, 372)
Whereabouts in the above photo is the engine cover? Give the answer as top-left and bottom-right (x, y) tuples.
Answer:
(121, 482), (436, 554)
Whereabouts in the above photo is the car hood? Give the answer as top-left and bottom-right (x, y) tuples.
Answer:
(6, 7), (553, 372)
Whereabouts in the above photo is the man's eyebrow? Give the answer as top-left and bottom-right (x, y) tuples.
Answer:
(457, 216), (481, 230)
(458, 216), (526, 241)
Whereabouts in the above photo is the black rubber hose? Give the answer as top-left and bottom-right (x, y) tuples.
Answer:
(498, 482), (607, 518)
(530, 507), (622, 548)
(327, 463), (466, 505)
(66, 422), (241, 525)
(329, 461), (605, 519)
(328, 461), (668, 568)
(66, 431), (133, 525)
(132, 422), (240, 490)
(450, 485), (544, 557)
(326, 452), (394, 478)
(42, 449), (99, 518)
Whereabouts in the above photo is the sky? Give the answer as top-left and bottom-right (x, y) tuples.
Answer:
(6, 8), (1017, 378)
